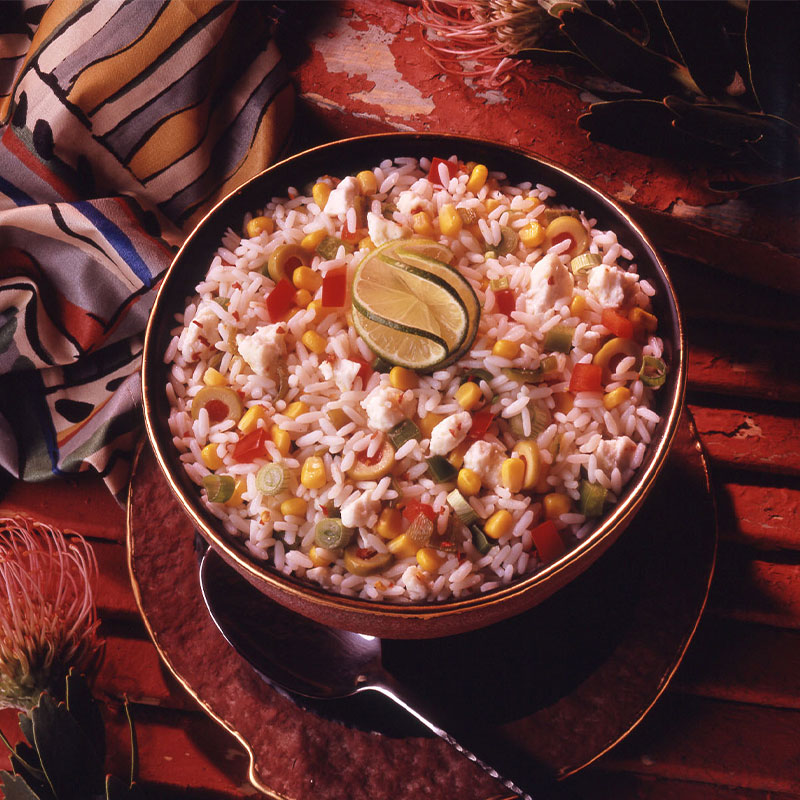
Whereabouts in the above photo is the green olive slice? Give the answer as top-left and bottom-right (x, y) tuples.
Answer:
(544, 215), (589, 257)
(343, 545), (394, 576)
(512, 439), (541, 490)
(191, 386), (243, 423)
(593, 337), (642, 373)
(345, 440), (395, 481)
(266, 243), (309, 283)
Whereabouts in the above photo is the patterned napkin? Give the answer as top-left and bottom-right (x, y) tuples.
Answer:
(0, 0), (294, 499)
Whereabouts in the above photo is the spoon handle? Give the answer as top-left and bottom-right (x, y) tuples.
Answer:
(367, 673), (577, 800)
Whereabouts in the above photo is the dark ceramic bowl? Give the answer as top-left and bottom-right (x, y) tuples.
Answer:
(142, 132), (686, 639)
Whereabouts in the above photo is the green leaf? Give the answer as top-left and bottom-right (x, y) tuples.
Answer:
(658, 0), (738, 98)
(746, 0), (800, 116)
(123, 699), (138, 788)
(559, 6), (701, 98)
(18, 713), (35, 749)
(31, 693), (104, 800)
(65, 670), (106, 767)
(0, 772), (42, 800)
(9, 743), (46, 785)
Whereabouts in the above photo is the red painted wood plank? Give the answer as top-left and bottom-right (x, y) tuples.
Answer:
(689, 405), (800, 476)
(717, 481), (800, 552)
(710, 553), (800, 630)
(600, 694), (800, 794)
(94, 540), (140, 620)
(675, 618), (800, 710)
(0, 474), (125, 542)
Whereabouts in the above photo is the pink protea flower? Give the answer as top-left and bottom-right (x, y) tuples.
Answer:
(0, 516), (101, 710)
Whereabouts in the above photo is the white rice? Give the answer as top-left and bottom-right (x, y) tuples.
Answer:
(165, 155), (667, 604)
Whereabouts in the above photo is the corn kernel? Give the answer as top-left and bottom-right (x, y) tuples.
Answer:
(439, 203), (463, 237)
(294, 288), (312, 307)
(389, 366), (418, 391)
(270, 424), (291, 456)
(570, 294), (587, 318)
(358, 236), (375, 251)
(544, 492), (571, 519)
(603, 386), (631, 410)
(387, 533), (419, 558)
(237, 405), (267, 434)
(292, 265), (322, 292)
(485, 197), (500, 213)
(301, 456), (326, 489)
(376, 507), (403, 540)
(492, 339), (519, 359)
(417, 412), (446, 439)
(246, 215), (273, 238)
(309, 546), (335, 567)
(484, 509), (513, 540)
(412, 211), (435, 236)
(448, 440), (471, 469)
(355, 169), (378, 194)
(501, 457), (526, 493)
(300, 228), (328, 252)
(201, 443), (223, 471)
(312, 182), (331, 209)
(417, 547), (444, 572)
(284, 401), (309, 420)
(519, 220), (545, 248)
(307, 298), (323, 317)
(203, 367), (226, 387)
(553, 392), (574, 414)
(465, 163), (488, 194)
(224, 478), (247, 507)
(455, 381), (483, 410)
(280, 497), (308, 517)
(457, 468), (481, 497)
(301, 330), (326, 355)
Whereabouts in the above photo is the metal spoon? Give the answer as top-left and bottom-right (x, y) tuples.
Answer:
(199, 547), (574, 800)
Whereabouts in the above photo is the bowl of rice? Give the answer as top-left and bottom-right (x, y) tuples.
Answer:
(142, 132), (685, 639)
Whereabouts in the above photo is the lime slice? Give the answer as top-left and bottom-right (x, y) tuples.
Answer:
(352, 307), (448, 370)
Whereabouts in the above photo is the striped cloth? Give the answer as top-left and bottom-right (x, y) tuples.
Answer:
(0, 0), (294, 499)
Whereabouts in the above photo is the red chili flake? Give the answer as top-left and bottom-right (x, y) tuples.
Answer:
(232, 311), (240, 321)
(191, 319), (203, 328)
(232, 282), (242, 290)
(197, 335), (210, 347)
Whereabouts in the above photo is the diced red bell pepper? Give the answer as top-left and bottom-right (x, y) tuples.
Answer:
(427, 157), (461, 187)
(494, 287), (516, 317)
(402, 501), (437, 522)
(266, 278), (296, 322)
(321, 265), (348, 307)
(569, 362), (603, 393)
(352, 358), (372, 384)
(232, 428), (270, 462)
(529, 520), (566, 564)
(601, 308), (634, 340)
(468, 409), (494, 439)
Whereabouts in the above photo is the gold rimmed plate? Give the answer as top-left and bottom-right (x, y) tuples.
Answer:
(127, 409), (715, 798)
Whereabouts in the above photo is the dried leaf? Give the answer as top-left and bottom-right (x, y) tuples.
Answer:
(578, 98), (712, 159)
(65, 670), (106, 767)
(745, 0), (800, 117)
(0, 773), (42, 800)
(559, 6), (701, 98)
(658, 0), (737, 97)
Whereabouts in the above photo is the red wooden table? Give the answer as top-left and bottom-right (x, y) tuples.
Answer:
(2, 3), (799, 798)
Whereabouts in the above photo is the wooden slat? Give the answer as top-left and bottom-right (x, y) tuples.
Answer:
(675, 617), (800, 710)
(689, 404), (800, 476)
(94, 540), (140, 620)
(600, 694), (800, 795)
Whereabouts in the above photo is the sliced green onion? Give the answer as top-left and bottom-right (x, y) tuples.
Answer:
(579, 479), (607, 517)
(639, 355), (667, 388)
(325, 500), (341, 518)
(203, 474), (235, 503)
(213, 296), (230, 309)
(489, 276), (509, 292)
(255, 463), (289, 496)
(549, 433), (562, 458)
(387, 418), (421, 449)
(315, 518), (353, 550)
(470, 523), (493, 555)
(460, 368), (493, 385)
(458, 207), (479, 225)
(426, 455), (458, 483)
(447, 488), (479, 526)
(570, 252), (602, 276)
(542, 324), (575, 353)
(496, 226), (519, 256)
(406, 514), (434, 547)
(501, 356), (558, 384)
(372, 356), (393, 373)
(316, 235), (352, 260)
(508, 401), (551, 439)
